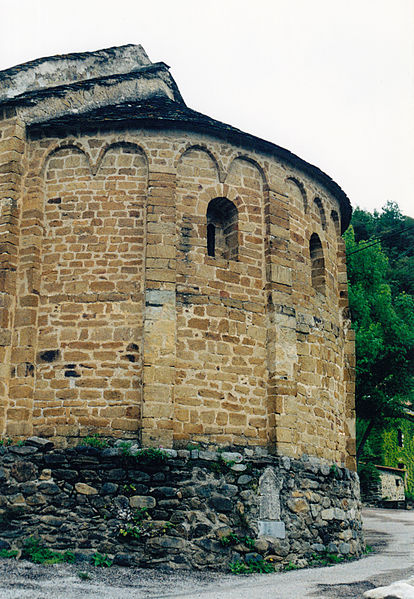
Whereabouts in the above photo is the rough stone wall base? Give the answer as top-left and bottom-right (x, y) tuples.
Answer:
(0, 439), (364, 570)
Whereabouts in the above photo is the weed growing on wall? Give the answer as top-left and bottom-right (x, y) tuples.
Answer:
(83, 435), (109, 449)
(91, 552), (112, 567)
(22, 537), (75, 565)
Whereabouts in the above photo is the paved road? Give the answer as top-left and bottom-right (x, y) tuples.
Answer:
(0, 508), (413, 599)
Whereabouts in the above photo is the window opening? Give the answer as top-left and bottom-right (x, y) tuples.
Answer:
(207, 223), (216, 257)
(397, 429), (404, 448)
(206, 197), (238, 260)
(309, 233), (326, 294)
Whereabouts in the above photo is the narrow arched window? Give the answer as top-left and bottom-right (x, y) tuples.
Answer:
(309, 233), (325, 294)
(331, 210), (340, 235)
(207, 223), (216, 257)
(206, 198), (238, 260)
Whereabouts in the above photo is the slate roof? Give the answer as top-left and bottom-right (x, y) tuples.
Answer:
(27, 97), (352, 230)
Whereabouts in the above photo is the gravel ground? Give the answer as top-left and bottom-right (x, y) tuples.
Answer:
(0, 508), (413, 599)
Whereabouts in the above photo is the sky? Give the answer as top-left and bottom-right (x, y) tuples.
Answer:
(2, 0), (414, 217)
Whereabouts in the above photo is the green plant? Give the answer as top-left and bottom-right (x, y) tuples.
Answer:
(118, 441), (132, 455)
(219, 532), (240, 546)
(118, 508), (151, 540)
(120, 444), (168, 464)
(119, 525), (142, 539)
(122, 483), (137, 496)
(219, 533), (255, 548)
(329, 464), (340, 478)
(308, 551), (346, 567)
(83, 435), (109, 449)
(91, 552), (112, 567)
(78, 571), (91, 580)
(186, 443), (201, 451)
(229, 559), (249, 574)
(209, 454), (236, 474)
(229, 556), (275, 574)
(0, 438), (13, 446)
(358, 462), (381, 495)
(244, 536), (255, 549)
(283, 561), (300, 571)
(247, 556), (275, 573)
(22, 537), (75, 565)
(135, 447), (167, 464)
(364, 544), (373, 554)
(0, 549), (18, 559)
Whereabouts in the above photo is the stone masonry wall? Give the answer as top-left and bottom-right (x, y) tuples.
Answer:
(0, 124), (356, 468)
(0, 438), (364, 570)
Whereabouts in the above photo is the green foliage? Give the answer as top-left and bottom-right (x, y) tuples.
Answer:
(381, 418), (414, 494)
(118, 508), (151, 540)
(308, 552), (345, 567)
(122, 483), (137, 496)
(229, 559), (249, 574)
(329, 464), (340, 478)
(83, 435), (109, 449)
(209, 454), (236, 474)
(120, 444), (168, 464)
(135, 447), (167, 464)
(119, 525), (142, 539)
(351, 201), (414, 297)
(229, 556), (275, 574)
(22, 537), (75, 565)
(91, 552), (112, 567)
(219, 533), (255, 548)
(283, 561), (300, 571)
(78, 571), (91, 580)
(344, 212), (414, 458)
(0, 438), (14, 446)
(357, 462), (381, 496)
(0, 549), (18, 559)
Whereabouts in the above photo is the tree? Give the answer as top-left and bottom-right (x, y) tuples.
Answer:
(344, 224), (414, 460)
(351, 201), (414, 296)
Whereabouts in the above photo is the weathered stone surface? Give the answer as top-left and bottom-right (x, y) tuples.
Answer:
(11, 461), (36, 482)
(258, 520), (286, 539)
(209, 495), (233, 512)
(287, 498), (309, 513)
(75, 483), (98, 495)
(129, 495), (156, 509)
(25, 437), (54, 451)
(0, 434), (363, 571)
(100, 482), (118, 495)
(9, 446), (37, 456)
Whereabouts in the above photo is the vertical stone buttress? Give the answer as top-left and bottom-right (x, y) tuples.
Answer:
(338, 235), (356, 470)
(142, 169), (177, 447)
(264, 188), (298, 452)
(0, 108), (26, 436)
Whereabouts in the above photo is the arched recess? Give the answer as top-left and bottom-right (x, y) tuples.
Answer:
(176, 144), (222, 182)
(36, 139), (148, 438)
(286, 176), (308, 214)
(313, 197), (327, 230)
(309, 232), (326, 294)
(226, 155), (267, 192)
(177, 146), (220, 183)
(43, 143), (91, 179)
(95, 141), (148, 176)
(331, 210), (340, 235)
(207, 197), (238, 260)
(40, 140), (92, 178)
